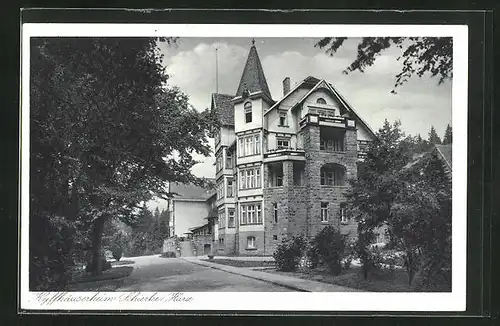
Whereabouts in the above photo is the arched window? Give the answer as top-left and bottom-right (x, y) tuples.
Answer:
(316, 98), (327, 105)
(320, 163), (346, 186)
(244, 102), (252, 123)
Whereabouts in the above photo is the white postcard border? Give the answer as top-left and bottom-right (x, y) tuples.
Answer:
(20, 23), (468, 312)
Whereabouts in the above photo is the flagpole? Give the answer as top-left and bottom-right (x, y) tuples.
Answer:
(215, 46), (219, 93)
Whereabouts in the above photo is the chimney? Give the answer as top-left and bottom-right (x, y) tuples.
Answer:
(282, 77), (290, 96)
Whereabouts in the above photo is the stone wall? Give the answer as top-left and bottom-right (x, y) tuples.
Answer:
(237, 230), (266, 256)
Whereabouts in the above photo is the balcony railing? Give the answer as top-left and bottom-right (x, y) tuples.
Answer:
(263, 147), (305, 159)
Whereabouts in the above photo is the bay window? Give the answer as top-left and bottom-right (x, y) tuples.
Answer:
(240, 203), (263, 225)
(238, 134), (261, 157)
(239, 166), (261, 190)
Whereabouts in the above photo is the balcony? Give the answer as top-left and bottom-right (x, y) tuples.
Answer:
(263, 147), (305, 162)
(357, 140), (370, 160)
(299, 113), (355, 130)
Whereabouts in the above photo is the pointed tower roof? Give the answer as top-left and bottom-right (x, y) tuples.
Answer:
(235, 40), (273, 100)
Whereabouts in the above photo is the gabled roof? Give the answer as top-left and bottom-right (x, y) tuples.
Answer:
(264, 76), (376, 139)
(263, 75), (316, 116)
(434, 144), (452, 170)
(326, 82), (377, 139)
(235, 43), (273, 100)
(170, 180), (216, 201)
(402, 144), (452, 176)
(212, 93), (234, 126)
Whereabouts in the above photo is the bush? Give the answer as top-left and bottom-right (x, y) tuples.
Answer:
(273, 235), (307, 272)
(310, 226), (347, 275)
(112, 246), (123, 261)
(160, 251), (177, 258)
(30, 214), (80, 290)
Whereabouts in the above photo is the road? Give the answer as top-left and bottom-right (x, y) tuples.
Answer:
(116, 255), (294, 292)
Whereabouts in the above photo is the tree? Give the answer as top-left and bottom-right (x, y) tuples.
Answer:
(346, 120), (411, 279)
(442, 124), (452, 144)
(346, 119), (451, 287)
(428, 126), (442, 145)
(315, 37), (452, 93)
(30, 37), (216, 287)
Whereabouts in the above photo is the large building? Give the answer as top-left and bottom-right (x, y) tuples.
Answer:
(210, 41), (376, 256)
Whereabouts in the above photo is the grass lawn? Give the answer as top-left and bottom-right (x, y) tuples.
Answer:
(67, 266), (134, 291)
(265, 266), (450, 292)
(200, 259), (276, 268)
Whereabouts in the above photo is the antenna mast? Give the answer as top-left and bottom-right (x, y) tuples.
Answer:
(215, 46), (219, 93)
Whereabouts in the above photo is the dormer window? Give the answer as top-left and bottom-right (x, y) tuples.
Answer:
(244, 102), (252, 123)
(316, 98), (327, 105)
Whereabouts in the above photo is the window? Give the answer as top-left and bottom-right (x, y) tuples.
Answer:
(321, 202), (329, 222)
(218, 237), (224, 249)
(227, 179), (233, 197)
(340, 207), (348, 224)
(238, 138), (245, 157)
(216, 153), (223, 172)
(238, 134), (260, 157)
(244, 102), (252, 123)
(239, 167), (261, 190)
(273, 203), (278, 223)
(320, 128), (345, 152)
(316, 98), (327, 104)
(277, 138), (290, 150)
(293, 162), (305, 186)
(240, 203), (263, 225)
(247, 236), (256, 249)
(254, 135), (261, 154)
(218, 210), (225, 228)
(273, 235), (278, 240)
(320, 163), (346, 186)
(268, 163), (284, 187)
(279, 111), (288, 127)
(217, 180), (224, 199)
(228, 209), (235, 228)
(225, 151), (232, 169)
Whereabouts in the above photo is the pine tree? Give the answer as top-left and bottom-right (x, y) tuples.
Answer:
(428, 126), (442, 145)
(442, 124), (452, 145)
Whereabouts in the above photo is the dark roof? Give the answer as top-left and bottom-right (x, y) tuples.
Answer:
(170, 180), (216, 200)
(434, 144), (452, 170)
(212, 93), (234, 126)
(303, 76), (320, 87)
(235, 44), (273, 100)
(402, 144), (452, 173)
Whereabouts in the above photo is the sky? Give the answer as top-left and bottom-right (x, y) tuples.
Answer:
(157, 37), (452, 179)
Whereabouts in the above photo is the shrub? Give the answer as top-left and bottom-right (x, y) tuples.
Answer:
(112, 246), (123, 261)
(160, 251), (177, 258)
(311, 226), (346, 275)
(273, 235), (307, 272)
(306, 238), (320, 269)
(29, 214), (79, 290)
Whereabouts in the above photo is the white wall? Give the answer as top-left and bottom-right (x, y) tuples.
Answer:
(234, 98), (265, 133)
(303, 88), (342, 111)
(221, 126), (236, 147)
(357, 124), (375, 141)
(173, 200), (210, 237)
